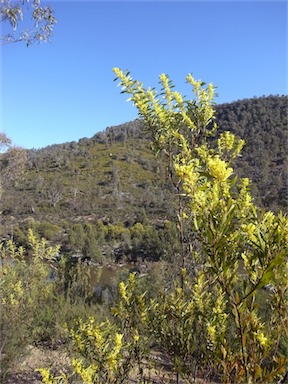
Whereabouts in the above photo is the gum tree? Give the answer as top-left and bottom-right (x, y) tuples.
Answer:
(0, 134), (27, 203)
(0, 0), (56, 46)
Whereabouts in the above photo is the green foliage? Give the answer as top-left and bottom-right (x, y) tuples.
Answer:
(1, 96), (286, 255)
(0, 141), (27, 206)
(148, 270), (228, 380)
(215, 96), (288, 211)
(39, 274), (149, 384)
(0, 230), (59, 381)
(0, 0), (56, 46)
(68, 223), (86, 251)
(36, 222), (62, 241)
(38, 71), (288, 384)
(0, 230), (105, 382)
(3, 72), (287, 383)
(66, 220), (179, 263)
(112, 273), (148, 334)
(130, 224), (162, 261)
(70, 321), (129, 383)
(113, 68), (288, 383)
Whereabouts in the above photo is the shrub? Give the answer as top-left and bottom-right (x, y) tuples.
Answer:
(38, 70), (288, 384)
(0, 230), (59, 381)
(112, 68), (288, 383)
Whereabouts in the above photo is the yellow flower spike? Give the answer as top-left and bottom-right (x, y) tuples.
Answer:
(195, 144), (210, 161)
(217, 131), (245, 160)
(255, 331), (270, 348)
(186, 74), (201, 97)
(147, 89), (155, 101)
(218, 131), (234, 152)
(201, 88), (208, 102)
(207, 155), (233, 181)
(208, 83), (215, 100)
(134, 334), (140, 343)
(207, 323), (217, 345)
(119, 281), (128, 303)
(37, 368), (54, 384)
(160, 73), (173, 104)
(173, 91), (184, 105)
(242, 223), (257, 243)
(115, 333), (123, 348)
(176, 287), (183, 295)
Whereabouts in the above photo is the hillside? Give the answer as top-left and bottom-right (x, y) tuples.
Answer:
(0, 95), (287, 261)
(216, 95), (287, 211)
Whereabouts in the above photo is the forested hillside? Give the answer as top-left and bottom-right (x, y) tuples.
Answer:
(1, 78), (287, 383)
(215, 95), (287, 211)
(0, 95), (287, 262)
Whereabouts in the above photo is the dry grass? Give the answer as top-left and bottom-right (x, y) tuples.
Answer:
(6, 346), (217, 384)
(5, 345), (70, 384)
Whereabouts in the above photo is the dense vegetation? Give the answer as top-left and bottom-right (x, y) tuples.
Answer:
(0, 95), (287, 265)
(0, 86), (287, 383)
(1, 2), (286, 382)
(215, 96), (287, 211)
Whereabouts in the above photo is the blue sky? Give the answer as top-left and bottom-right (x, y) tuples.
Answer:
(1, 0), (287, 149)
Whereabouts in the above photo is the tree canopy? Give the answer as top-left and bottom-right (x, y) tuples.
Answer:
(0, 0), (56, 46)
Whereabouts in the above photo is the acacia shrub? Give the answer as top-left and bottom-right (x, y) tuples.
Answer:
(112, 68), (288, 383)
(0, 230), (59, 381)
(38, 69), (288, 383)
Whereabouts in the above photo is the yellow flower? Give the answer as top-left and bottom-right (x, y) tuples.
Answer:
(173, 91), (183, 104)
(9, 293), (19, 306)
(115, 333), (123, 349)
(207, 323), (217, 345)
(193, 190), (208, 208)
(241, 223), (257, 243)
(72, 359), (96, 384)
(134, 332), (140, 343)
(15, 280), (23, 295)
(119, 282), (128, 303)
(37, 368), (54, 384)
(255, 331), (270, 347)
(207, 156), (233, 181)
(208, 83), (215, 101)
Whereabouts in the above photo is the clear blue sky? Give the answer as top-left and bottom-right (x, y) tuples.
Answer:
(1, 0), (287, 149)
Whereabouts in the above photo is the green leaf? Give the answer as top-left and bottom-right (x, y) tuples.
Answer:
(230, 175), (238, 188)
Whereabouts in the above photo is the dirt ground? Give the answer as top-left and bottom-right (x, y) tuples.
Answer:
(5, 346), (216, 384)
(4, 346), (69, 384)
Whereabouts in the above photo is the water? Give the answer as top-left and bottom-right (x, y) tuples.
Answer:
(91, 264), (130, 287)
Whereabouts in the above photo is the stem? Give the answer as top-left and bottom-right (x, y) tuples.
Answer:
(178, 189), (186, 289)
(166, 143), (187, 288)
(235, 303), (249, 383)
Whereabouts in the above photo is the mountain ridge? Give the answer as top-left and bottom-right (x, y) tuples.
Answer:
(0, 95), (287, 259)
